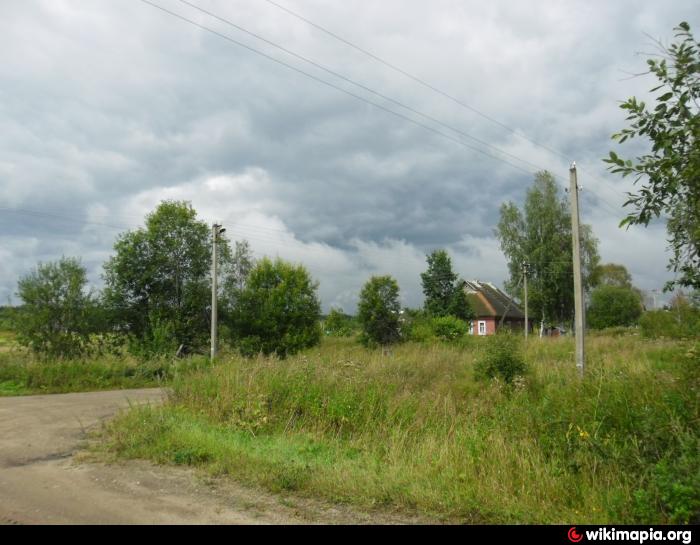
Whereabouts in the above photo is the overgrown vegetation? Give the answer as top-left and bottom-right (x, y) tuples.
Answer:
(588, 285), (643, 329)
(15, 257), (102, 359)
(0, 348), (211, 396)
(357, 275), (402, 347)
(101, 335), (699, 524)
(227, 257), (322, 358)
(323, 308), (358, 337)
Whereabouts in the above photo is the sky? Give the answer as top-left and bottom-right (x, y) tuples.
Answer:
(1, 0), (697, 312)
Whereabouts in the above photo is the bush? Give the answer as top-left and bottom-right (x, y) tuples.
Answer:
(398, 309), (431, 342)
(432, 316), (468, 342)
(15, 257), (100, 358)
(323, 308), (357, 337)
(128, 313), (180, 360)
(357, 276), (402, 347)
(227, 257), (322, 358)
(474, 333), (527, 384)
(640, 305), (700, 339)
(588, 285), (643, 329)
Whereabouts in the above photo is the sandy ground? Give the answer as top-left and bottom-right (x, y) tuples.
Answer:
(0, 388), (426, 525)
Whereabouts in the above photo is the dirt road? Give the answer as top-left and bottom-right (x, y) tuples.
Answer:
(0, 388), (421, 525)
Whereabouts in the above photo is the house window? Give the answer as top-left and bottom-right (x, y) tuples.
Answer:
(478, 320), (486, 336)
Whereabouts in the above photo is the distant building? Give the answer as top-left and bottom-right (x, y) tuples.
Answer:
(463, 280), (526, 336)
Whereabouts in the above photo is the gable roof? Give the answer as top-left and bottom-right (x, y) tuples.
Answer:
(463, 280), (525, 320)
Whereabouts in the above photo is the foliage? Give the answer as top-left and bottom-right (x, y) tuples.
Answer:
(640, 299), (700, 339)
(103, 201), (228, 353)
(420, 250), (474, 320)
(227, 257), (322, 358)
(323, 308), (357, 337)
(496, 171), (600, 327)
(587, 285), (644, 329)
(15, 257), (100, 358)
(0, 306), (20, 331)
(605, 22), (700, 290)
(221, 239), (255, 316)
(103, 335), (699, 523)
(0, 350), (211, 396)
(357, 276), (402, 347)
(431, 315), (468, 342)
(474, 333), (527, 384)
(590, 262), (634, 289)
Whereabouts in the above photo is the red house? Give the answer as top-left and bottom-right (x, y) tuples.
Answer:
(463, 280), (526, 335)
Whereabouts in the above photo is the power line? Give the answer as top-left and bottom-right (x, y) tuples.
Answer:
(177, 1), (629, 222)
(261, 0), (630, 211)
(176, 0), (553, 176)
(139, 0), (540, 179)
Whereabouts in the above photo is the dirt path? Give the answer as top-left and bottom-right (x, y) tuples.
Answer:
(0, 388), (424, 525)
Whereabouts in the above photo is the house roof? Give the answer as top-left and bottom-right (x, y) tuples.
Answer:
(463, 280), (525, 320)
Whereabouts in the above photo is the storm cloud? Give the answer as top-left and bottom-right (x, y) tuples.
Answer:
(1, 0), (696, 310)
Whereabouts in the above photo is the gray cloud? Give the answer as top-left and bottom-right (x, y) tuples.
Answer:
(1, 0), (697, 309)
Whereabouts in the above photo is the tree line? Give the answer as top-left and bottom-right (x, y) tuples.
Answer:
(12, 200), (478, 359)
(13, 173), (664, 360)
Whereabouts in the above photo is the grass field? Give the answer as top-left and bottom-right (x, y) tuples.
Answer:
(99, 334), (700, 524)
(0, 330), (211, 396)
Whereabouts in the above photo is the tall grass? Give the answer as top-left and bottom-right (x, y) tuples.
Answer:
(102, 335), (699, 523)
(0, 345), (212, 396)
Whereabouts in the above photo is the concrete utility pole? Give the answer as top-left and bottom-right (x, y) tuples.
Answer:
(523, 262), (529, 340)
(211, 223), (225, 361)
(569, 163), (585, 377)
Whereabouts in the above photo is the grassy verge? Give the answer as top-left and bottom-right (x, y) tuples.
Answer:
(100, 335), (699, 523)
(0, 344), (212, 396)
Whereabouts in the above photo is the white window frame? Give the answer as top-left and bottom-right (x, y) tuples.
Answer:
(478, 320), (486, 336)
(469, 321), (474, 335)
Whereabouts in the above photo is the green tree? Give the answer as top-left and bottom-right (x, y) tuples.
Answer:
(221, 239), (255, 316)
(605, 22), (700, 290)
(16, 257), (99, 358)
(227, 257), (321, 357)
(420, 250), (473, 320)
(587, 285), (643, 329)
(323, 307), (356, 337)
(496, 171), (600, 328)
(357, 275), (402, 347)
(103, 201), (229, 352)
(591, 263), (634, 288)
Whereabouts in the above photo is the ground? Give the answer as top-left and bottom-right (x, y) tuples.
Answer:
(0, 388), (427, 525)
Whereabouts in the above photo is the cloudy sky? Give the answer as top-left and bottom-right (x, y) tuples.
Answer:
(1, 0), (697, 311)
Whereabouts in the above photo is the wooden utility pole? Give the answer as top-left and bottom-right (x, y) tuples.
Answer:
(523, 262), (529, 340)
(211, 223), (225, 361)
(569, 163), (585, 376)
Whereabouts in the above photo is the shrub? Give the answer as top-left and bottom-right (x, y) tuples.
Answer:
(227, 257), (322, 358)
(128, 313), (179, 359)
(323, 308), (357, 337)
(15, 257), (100, 358)
(357, 276), (402, 347)
(588, 285), (643, 329)
(640, 305), (700, 339)
(432, 316), (468, 342)
(404, 316), (434, 342)
(474, 333), (527, 384)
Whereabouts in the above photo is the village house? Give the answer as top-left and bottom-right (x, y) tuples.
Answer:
(463, 280), (526, 335)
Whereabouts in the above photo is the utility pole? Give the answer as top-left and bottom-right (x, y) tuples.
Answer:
(523, 262), (529, 340)
(569, 163), (585, 377)
(211, 223), (226, 361)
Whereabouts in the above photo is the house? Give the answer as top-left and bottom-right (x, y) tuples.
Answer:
(463, 280), (526, 335)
